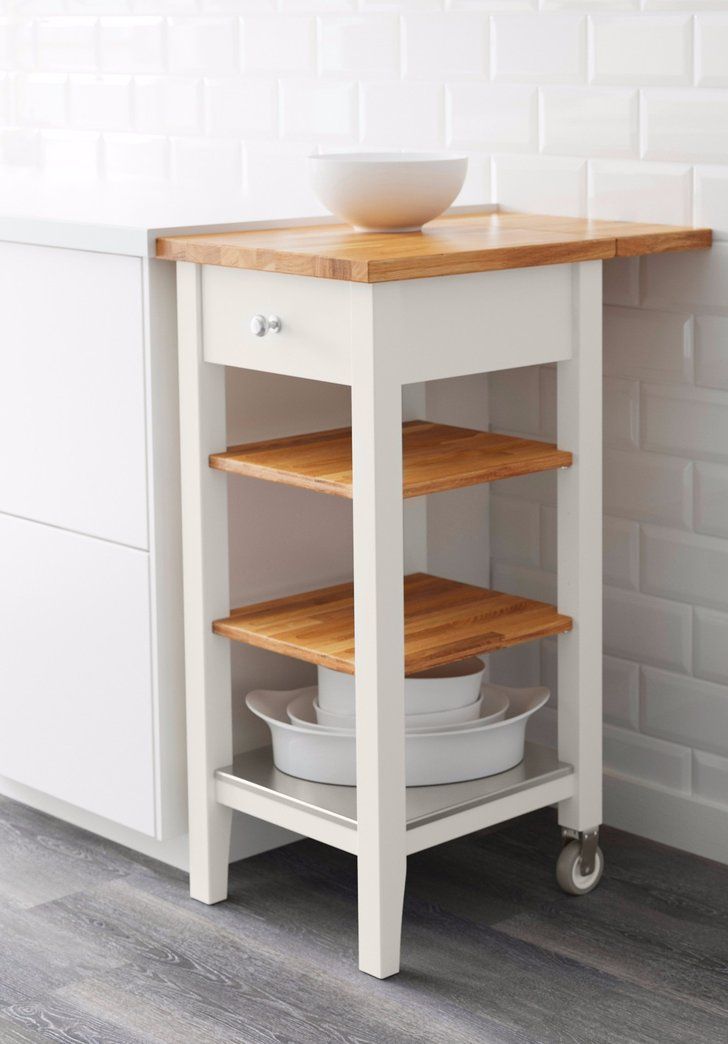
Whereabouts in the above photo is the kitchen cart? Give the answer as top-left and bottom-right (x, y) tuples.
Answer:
(158, 210), (710, 979)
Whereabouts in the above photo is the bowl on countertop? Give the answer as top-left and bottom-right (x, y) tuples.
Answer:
(309, 152), (468, 233)
(317, 656), (485, 717)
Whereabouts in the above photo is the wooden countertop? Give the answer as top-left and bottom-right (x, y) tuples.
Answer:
(156, 210), (711, 283)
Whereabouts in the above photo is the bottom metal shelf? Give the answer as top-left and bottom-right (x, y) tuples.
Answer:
(215, 743), (574, 856)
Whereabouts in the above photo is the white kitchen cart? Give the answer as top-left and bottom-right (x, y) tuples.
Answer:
(159, 210), (710, 979)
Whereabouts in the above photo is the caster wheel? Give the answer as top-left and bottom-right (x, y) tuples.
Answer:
(556, 840), (604, 895)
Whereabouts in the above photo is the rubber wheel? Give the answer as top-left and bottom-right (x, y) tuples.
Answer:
(556, 840), (604, 895)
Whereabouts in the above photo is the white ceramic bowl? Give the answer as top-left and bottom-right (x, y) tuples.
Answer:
(317, 657), (485, 717)
(246, 684), (549, 787)
(285, 690), (503, 732)
(311, 692), (485, 731)
(309, 152), (468, 233)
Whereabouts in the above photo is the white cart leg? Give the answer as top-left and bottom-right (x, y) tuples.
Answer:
(351, 284), (407, 979)
(177, 261), (233, 904)
(557, 260), (603, 839)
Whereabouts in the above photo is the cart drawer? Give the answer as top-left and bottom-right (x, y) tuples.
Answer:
(202, 266), (352, 385)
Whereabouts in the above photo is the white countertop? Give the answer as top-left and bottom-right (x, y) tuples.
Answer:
(0, 173), (320, 257)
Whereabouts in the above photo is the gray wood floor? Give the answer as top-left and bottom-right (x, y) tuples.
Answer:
(0, 796), (726, 1044)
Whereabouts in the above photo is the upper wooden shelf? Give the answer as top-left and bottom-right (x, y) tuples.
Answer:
(213, 572), (573, 675)
(156, 210), (711, 283)
(210, 420), (572, 498)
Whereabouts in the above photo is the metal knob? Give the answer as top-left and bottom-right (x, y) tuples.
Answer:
(250, 314), (282, 337)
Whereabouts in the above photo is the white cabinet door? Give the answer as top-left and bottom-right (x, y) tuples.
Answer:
(0, 243), (148, 549)
(0, 513), (156, 835)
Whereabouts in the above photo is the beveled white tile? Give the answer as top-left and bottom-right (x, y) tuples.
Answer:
(604, 449), (692, 529)
(489, 366), (541, 436)
(694, 462), (728, 539)
(603, 256), (639, 307)
(693, 750), (728, 804)
(493, 154), (586, 217)
(320, 15), (399, 78)
(643, 89), (728, 163)
(281, 79), (357, 142)
(604, 724), (691, 791)
(244, 140), (323, 215)
(447, 83), (537, 151)
(170, 135), (244, 193)
(604, 585), (691, 672)
(241, 14), (316, 74)
(37, 16), (97, 72)
(493, 14), (586, 83)
(404, 13), (488, 80)
(491, 561), (556, 604)
(41, 128), (100, 179)
(643, 242), (728, 310)
(541, 87), (638, 158)
(491, 468), (557, 507)
(168, 17), (239, 75)
(696, 15), (728, 86)
(361, 81), (444, 148)
(694, 166), (728, 236)
(203, 77), (277, 137)
(603, 305), (692, 384)
(99, 16), (164, 73)
(641, 523), (728, 611)
(16, 73), (68, 127)
(695, 315), (728, 391)
(103, 131), (167, 181)
(604, 515), (639, 590)
(588, 160), (692, 225)
(642, 383), (728, 464)
(133, 75), (202, 135)
(69, 73), (132, 132)
(642, 665), (728, 757)
(603, 655), (640, 730)
(694, 607), (728, 685)
(490, 496), (541, 567)
(604, 376), (639, 449)
(590, 14), (692, 86)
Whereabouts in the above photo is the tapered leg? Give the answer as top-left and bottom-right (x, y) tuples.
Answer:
(351, 284), (407, 979)
(177, 261), (233, 903)
(557, 261), (603, 834)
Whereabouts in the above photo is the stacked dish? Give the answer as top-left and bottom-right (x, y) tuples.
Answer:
(246, 657), (550, 788)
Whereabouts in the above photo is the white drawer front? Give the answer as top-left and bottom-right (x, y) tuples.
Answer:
(202, 266), (352, 385)
(0, 513), (156, 835)
(0, 243), (148, 548)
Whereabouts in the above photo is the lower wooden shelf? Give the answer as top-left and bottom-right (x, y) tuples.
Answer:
(215, 743), (574, 856)
(213, 572), (573, 675)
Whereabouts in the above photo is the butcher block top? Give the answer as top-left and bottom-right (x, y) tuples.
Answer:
(156, 210), (711, 283)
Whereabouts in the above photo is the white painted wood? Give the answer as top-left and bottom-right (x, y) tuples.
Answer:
(202, 266), (352, 385)
(407, 774), (575, 855)
(377, 264), (573, 385)
(0, 512), (156, 834)
(557, 261), (603, 832)
(0, 242), (149, 548)
(142, 258), (187, 840)
(177, 261), (233, 904)
(215, 777), (358, 855)
(351, 282), (407, 980)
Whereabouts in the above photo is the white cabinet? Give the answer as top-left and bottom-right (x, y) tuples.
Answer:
(0, 513), (156, 833)
(0, 243), (148, 549)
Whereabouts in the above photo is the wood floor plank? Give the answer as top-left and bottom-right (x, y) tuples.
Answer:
(3, 796), (728, 1044)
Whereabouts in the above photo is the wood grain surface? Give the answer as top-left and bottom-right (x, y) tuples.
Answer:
(212, 572), (573, 674)
(210, 421), (573, 498)
(2, 795), (727, 1044)
(156, 211), (711, 282)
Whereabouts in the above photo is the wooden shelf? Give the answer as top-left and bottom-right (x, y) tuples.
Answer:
(210, 420), (572, 499)
(213, 572), (572, 675)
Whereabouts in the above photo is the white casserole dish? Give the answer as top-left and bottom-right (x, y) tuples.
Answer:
(246, 683), (549, 787)
(287, 689), (500, 732)
(316, 656), (485, 716)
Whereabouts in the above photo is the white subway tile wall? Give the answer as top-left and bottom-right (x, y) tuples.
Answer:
(2, 0), (727, 840)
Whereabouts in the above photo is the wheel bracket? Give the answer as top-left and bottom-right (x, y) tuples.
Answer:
(561, 827), (600, 876)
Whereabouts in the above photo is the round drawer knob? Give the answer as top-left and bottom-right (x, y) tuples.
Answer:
(250, 314), (282, 337)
